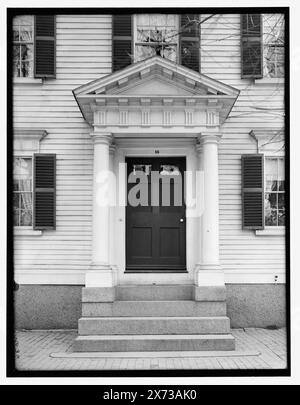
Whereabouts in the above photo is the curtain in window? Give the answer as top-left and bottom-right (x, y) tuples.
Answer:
(14, 158), (32, 226)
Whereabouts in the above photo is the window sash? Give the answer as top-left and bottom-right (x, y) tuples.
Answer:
(13, 157), (33, 227)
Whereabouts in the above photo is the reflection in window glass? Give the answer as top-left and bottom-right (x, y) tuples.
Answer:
(263, 14), (284, 78)
(132, 164), (152, 176)
(13, 157), (33, 226)
(135, 14), (178, 63)
(159, 165), (180, 175)
(13, 15), (34, 77)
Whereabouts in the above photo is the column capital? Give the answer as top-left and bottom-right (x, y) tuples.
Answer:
(91, 131), (113, 146)
(198, 132), (223, 145)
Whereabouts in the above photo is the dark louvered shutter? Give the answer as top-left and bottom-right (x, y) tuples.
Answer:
(242, 154), (264, 229)
(112, 15), (132, 72)
(33, 154), (56, 230)
(34, 15), (56, 78)
(241, 14), (263, 78)
(180, 14), (200, 72)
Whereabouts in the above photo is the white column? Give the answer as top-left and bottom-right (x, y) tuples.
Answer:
(86, 132), (115, 288)
(195, 132), (224, 287)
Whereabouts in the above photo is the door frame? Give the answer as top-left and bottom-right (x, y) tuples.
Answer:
(112, 138), (198, 285)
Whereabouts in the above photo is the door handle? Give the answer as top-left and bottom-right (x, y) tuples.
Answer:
(180, 218), (184, 223)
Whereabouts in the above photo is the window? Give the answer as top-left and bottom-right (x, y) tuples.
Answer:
(12, 15), (56, 79)
(13, 15), (34, 77)
(134, 14), (179, 63)
(264, 157), (285, 226)
(13, 157), (33, 226)
(263, 14), (284, 78)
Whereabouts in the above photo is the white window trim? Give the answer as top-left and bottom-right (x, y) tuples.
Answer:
(256, 227), (285, 236)
(13, 77), (43, 85)
(254, 78), (284, 85)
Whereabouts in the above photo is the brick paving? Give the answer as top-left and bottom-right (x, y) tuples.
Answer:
(15, 328), (287, 370)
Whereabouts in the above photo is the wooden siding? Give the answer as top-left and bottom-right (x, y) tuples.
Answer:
(13, 15), (112, 274)
(13, 14), (285, 282)
(201, 14), (285, 277)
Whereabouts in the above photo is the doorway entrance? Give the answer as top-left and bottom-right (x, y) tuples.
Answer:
(126, 157), (186, 273)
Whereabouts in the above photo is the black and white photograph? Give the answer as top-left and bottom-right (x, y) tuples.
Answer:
(4, 1), (295, 384)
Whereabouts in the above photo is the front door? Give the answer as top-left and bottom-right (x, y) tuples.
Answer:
(126, 157), (186, 272)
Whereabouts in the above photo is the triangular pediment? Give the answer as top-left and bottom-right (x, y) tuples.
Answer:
(74, 56), (239, 98)
(73, 56), (239, 126)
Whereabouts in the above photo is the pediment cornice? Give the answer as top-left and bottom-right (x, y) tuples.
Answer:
(73, 56), (239, 130)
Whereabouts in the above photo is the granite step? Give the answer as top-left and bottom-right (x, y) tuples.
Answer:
(82, 300), (226, 317)
(73, 334), (235, 352)
(78, 316), (230, 336)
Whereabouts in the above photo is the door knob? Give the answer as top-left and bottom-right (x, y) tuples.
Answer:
(180, 218), (184, 223)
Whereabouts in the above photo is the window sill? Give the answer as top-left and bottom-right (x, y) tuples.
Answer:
(255, 228), (285, 236)
(254, 78), (284, 85)
(13, 78), (43, 85)
(14, 227), (42, 236)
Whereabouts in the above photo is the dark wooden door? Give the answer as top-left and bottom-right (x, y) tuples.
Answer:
(126, 157), (186, 273)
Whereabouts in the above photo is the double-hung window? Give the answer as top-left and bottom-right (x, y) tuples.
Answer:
(134, 14), (179, 63)
(263, 14), (284, 78)
(13, 157), (33, 226)
(13, 15), (34, 78)
(264, 157), (285, 226)
(12, 14), (56, 79)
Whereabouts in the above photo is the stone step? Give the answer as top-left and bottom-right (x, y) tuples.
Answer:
(73, 334), (235, 352)
(78, 316), (230, 335)
(82, 285), (226, 302)
(82, 300), (226, 317)
(117, 285), (194, 301)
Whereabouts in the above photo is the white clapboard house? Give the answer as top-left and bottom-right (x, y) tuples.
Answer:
(13, 12), (286, 352)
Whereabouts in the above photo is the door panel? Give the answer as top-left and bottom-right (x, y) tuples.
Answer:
(126, 157), (186, 273)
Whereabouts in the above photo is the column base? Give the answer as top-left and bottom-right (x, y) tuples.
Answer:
(85, 263), (117, 287)
(194, 264), (225, 287)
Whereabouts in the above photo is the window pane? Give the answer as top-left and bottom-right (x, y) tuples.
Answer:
(13, 193), (19, 210)
(132, 164), (152, 176)
(278, 193), (285, 210)
(265, 193), (278, 226)
(265, 158), (278, 191)
(20, 209), (32, 226)
(278, 210), (285, 226)
(14, 157), (32, 181)
(20, 44), (34, 77)
(13, 208), (20, 226)
(13, 45), (20, 77)
(160, 165), (180, 175)
(20, 25), (33, 42)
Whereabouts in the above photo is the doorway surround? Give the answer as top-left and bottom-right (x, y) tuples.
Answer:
(73, 56), (239, 289)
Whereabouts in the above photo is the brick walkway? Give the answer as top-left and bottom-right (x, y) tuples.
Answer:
(15, 328), (287, 370)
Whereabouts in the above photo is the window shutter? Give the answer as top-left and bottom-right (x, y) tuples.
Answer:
(112, 15), (132, 72)
(241, 154), (264, 229)
(180, 14), (200, 72)
(241, 14), (263, 78)
(34, 15), (56, 78)
(33, 154), (56, 230)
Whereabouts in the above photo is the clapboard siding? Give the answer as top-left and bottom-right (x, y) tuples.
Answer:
(201, 14), (285, 276)
(13, 15), (112, 273)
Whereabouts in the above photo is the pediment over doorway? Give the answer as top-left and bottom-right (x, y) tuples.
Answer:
(73, 56), (239, 132)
